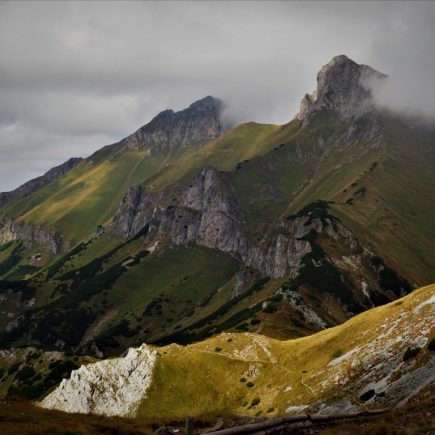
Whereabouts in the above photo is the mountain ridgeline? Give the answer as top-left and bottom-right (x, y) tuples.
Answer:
(0, 55), (434, 362)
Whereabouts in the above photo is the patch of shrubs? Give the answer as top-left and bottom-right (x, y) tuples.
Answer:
(0, 279), (34, 300)
(270, 293), (284, 302)
(370, 256), (411, 296)
(281, 282), (299, 292)
(370, 256), (383, 267)
(378, 267), (411, 296)
(332, 349), (343, 359)
(15, 365), (36, 383)
(246, 382), (255, 388)
(152, 278), (270, 346)
(240, 377), (247, 383)
(7, 265), (41, 281)
(403, 347), (421, 361)
(8, 363), (20, 375)
(215, 347), (222, 352)
(280, 231), (356, 307)
(0, 241), (13, 253)
(250, 318), (261, 325)
(45, 241), (90, 280)
(143, 297), (164, 317)
(251, 397), (261, 406)
(0, 243), (24, 277)
(369, 161), (378, 171)
(48, 360), (78, 380)
(300, 253), (353, 304)
(7, 359), (78, 400)
(354, 187), (366, 196)
(370, 291), (390, 306)
(31, 308), (95, 347)
(286, 200), (336, 225)
(129, 250), (150, 266)
(262, 303), (278, 314)
(360, 389), (375, 401)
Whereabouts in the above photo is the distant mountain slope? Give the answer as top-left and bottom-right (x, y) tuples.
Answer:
(0, 55), (434, 358)
(39, 283), (435, 420)
(0, 96), (228, 241)
(0, 157), (83, 208)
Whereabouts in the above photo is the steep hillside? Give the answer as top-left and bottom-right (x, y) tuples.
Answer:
(0, 97), (226, 242)
(0, 54), (433, 359)
(0, 194), (412, 357)
(0, 157), (83, 208)
(39, 283), (435, 421)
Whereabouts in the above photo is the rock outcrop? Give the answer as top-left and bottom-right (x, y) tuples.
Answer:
(0, 157), (83, 208)
(110, 166), (391, 313)
(115, 96), (225, 153)
(110, 167), (248, 255)
(0, 216), (67, 254)
(38, 285), (435, 419)
(40, 343), (158, 417)
(297, 55), (386, 124)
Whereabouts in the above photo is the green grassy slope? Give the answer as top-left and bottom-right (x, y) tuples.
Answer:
(0, 108), (434, 363)
(0, 122), (286, 242)
(0, 237), (240, 355)
(0, 120), (307, 244)
(1, 150), (167, 242)
(146, 122), (283, 190)
(285, 115), (435, 285)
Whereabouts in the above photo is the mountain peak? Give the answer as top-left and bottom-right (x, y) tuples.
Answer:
(122, 96), (226, 153)
(188, 95), (222, 110)
(298, 55), (386, 123)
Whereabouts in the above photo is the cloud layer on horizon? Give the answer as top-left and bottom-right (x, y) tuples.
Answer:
(1, 1), (434, 191)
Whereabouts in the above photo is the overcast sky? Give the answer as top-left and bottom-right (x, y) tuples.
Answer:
(1, 1), (435, 191)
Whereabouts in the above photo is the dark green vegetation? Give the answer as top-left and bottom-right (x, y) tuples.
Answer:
(403, 347), (421, 362)
(0, 348), (85, 402)
(0, 243), (25, 278)
(0, 69), (434, 363)
(0, 239), (240, 355)
(7, 359), (79, 401)
(360, 389), (376, 401)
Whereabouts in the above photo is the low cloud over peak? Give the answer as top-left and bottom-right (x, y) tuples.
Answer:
(1, 1), (435, 191)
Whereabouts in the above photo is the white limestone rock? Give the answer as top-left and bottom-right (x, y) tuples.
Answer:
(40, 343), (158, 417)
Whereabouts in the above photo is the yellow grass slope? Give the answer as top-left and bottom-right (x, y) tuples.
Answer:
(138, 283), (435, 421)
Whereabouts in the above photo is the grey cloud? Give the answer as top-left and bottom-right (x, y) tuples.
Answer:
(1, 1), (434, 191)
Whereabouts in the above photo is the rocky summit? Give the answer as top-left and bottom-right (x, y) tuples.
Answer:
(0, 54), (434, 430)
(298, 54), (386, 123)
(116, 95), (225, 153)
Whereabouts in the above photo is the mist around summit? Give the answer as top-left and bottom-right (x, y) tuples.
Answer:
(1, 1), (435, 190)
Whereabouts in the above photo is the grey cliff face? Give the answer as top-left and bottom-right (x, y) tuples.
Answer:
(0, 216), (67, 254)
(119, 96), (225, 153)
(0, 157), (83, 208)
(180, 167), (247, 253)
(110, 165), (383, 313)
(297, 55), (386, 123)
(110, 167), (247, 255)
